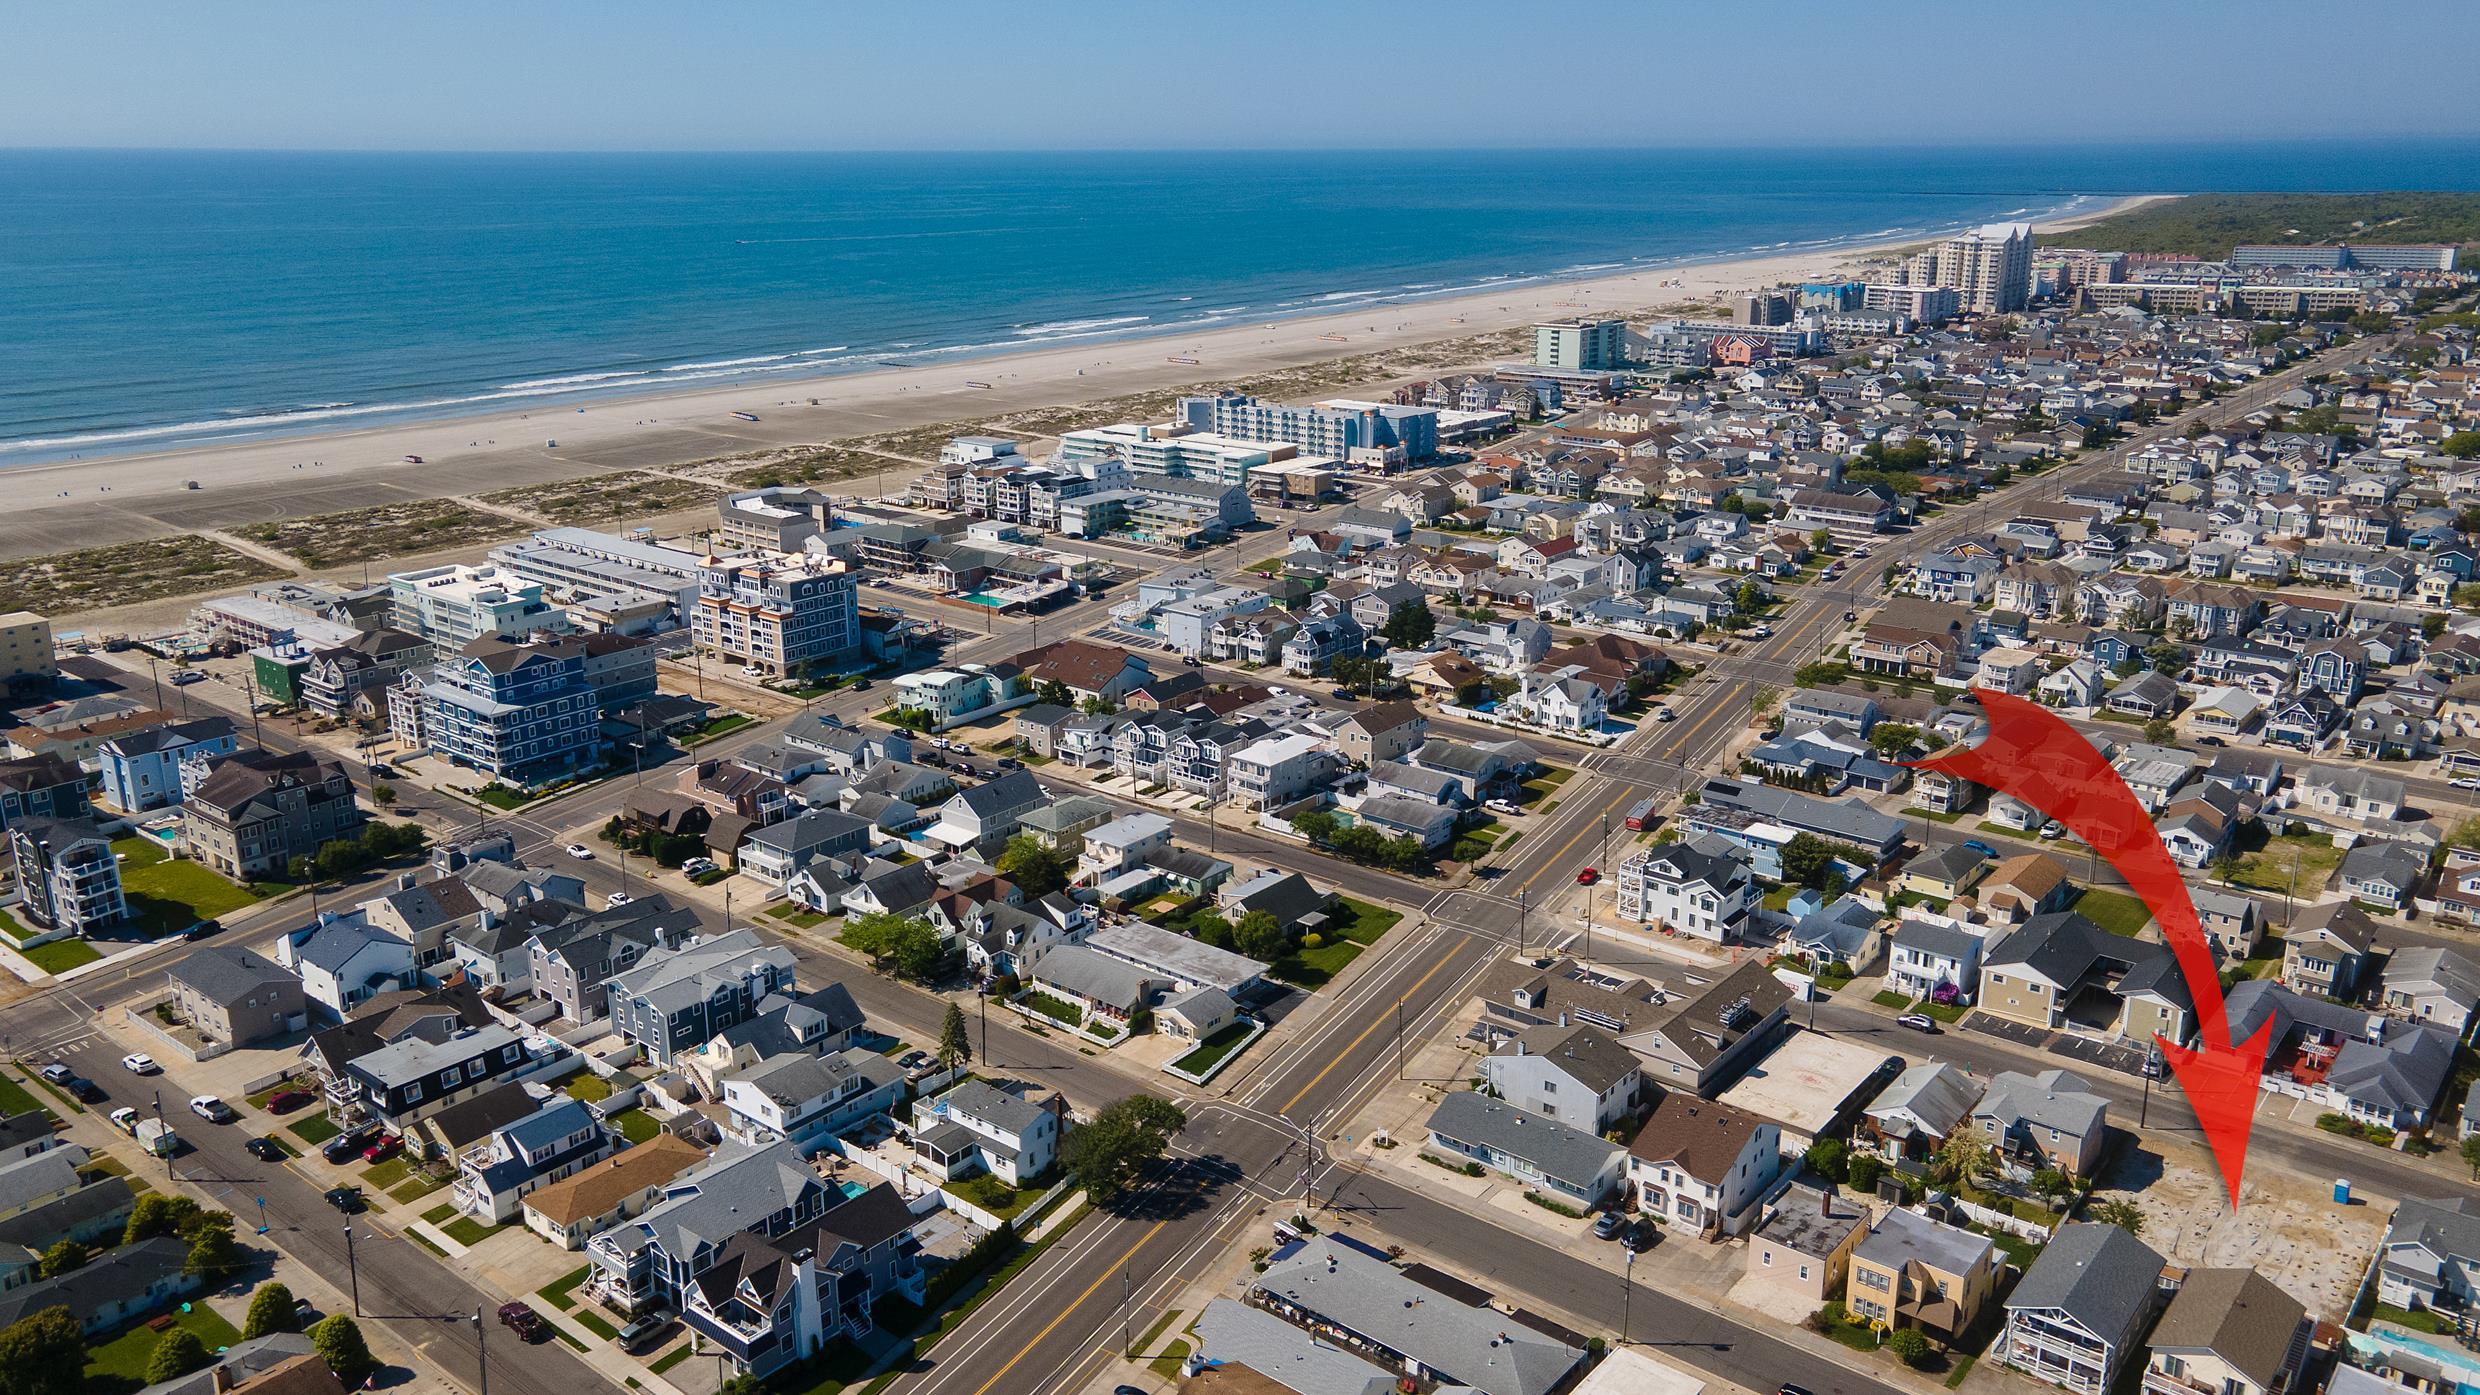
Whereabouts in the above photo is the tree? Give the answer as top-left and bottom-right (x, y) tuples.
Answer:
(243, 1282), (301, 1340)
(123, 1193), (202, 1246)
(1888, 1328), (1933, 1367)
(2447, 431), (2480, 460)
(2091, 1199), (2146, 1236)
(1079, 695), (1115, 716)
(310, 1315), (376, 1388)
(1063, 1095), (1189, 1207)
(842, 913), (944, 982)
(34, 1240), (83, 1280)
(182, 1212), (241, 1279)
(936, 1002), (972, 1075)
(995, 834), (1070, 899)
(1804, 1138), (1848, 1183)
(1037, 679), (1073, 707)
(1287, 809), (1338, 845)
(1868, 723), (1921, 759)
(1379, 599), (1436, 649)
(2029, 1167), (2070, 1202)
(2143, 717), (2176, 745)
(1847, 1153), (1884, 1193)
(1780, 833), (1861, 892)
(1810, 529), (1835, 555)
(2458, 583), (2480, 614)
(1930, 1131), (1992, 1188)
(2462, 1134), (2480, 1180)
(144, 1330), (211, 1385)
(0, 1307), (87, 1395)
(1734, 580), (1767, 615)
(1234, 911), (1289, 962)
(1187, 912), (1236, 949)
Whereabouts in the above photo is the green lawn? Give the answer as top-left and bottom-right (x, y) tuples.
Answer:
(1903, 806), (1967, 824)
(363, 1155), (414, 1189)
(287, 1116), (341, 1145)
(2074, 888), (2153, 937)
(423, 1202), (461, 1226)
(20, 1067), (83, 1113)
(571, 1308), (620, 1342)
(21, 938), (101, 973)
(0, 907), (35, 945)
(388, 1173), (447, 1204)
(2228, 833), (2344, 897)
(540, 1265), (592, 1310)
(647, 1347), (692, 1376)
(565, 1074), (614, 1103)
(441, 1215), (502, 1247)
(607, 1107), (661, 1145)
(85, 1306), (244, 1394)
(1169, 1021), (1255, 1076)
(112, 835), (267, 934)
(680, 713), (755, 746)
(1021, 991), (1085, 1027)
(2373, 1302), (2448, 1334)
(765, 901), (831, 929)
(946, 1172), (1053, 1223)
(1268, 897), (1402, 990)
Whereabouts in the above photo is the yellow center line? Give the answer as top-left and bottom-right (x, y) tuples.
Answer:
(967, 1216), (1172, 1395)
(1280, 946), (1464, 1115)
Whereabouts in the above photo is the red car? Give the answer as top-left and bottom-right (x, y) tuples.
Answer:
(361, 1135), (401, 1164)
(266, 1090), (315, 1115)
(1574, 868), (1599, 885)
(498, 1303), (547, 1342)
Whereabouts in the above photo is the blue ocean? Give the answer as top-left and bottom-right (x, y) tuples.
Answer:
(5, 141), (2478, 463)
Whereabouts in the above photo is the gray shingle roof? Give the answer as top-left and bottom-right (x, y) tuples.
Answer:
(2006, 1222), (2165, 1343)
(1425, 1091), (1622, 1193)
(165, 946), (291, 1007)
(1254, 1240), (1582, 1395)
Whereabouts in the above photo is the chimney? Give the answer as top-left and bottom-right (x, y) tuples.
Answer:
(1820, 1182), (1835, 1215)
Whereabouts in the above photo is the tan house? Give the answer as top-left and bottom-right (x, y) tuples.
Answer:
(2143, 1268), (2308, 1395)
(1845, 1206), (2002, 1349)
(1747, 1183), (1869, 1306)
(520, 1132), (708, 1249)
(1979, 911), (2193, 1047)
(163, 946), (308, 1049)
(1972, 853), (2074, 923)
(2281, 901), (2378, 998)
(1332, 701), (1428, 767)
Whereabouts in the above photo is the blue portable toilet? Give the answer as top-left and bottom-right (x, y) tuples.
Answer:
(2335, 1178), (2352, 1205)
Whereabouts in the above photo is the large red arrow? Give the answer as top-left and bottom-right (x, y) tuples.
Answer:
(1906, 690), (2270, 1207)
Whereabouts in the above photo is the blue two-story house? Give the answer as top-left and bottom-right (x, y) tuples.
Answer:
(98, 717), (237, 814)
(392, 636), (603, 790)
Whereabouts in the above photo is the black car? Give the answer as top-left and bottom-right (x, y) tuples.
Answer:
(324, 1187), (364, 1214)
(65, 1078), (104, 1104)
(1781, 1385), (1816, 1395)
(246, 1136), (287, 1162)
(321, 1128), (377, 1164)
(1623, 1220), (1657, 1253)
(182, 920), (223, 942)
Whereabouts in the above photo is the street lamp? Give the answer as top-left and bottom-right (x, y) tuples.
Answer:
(1620, 1247), (1635, 1345)
(474, 1307), (489, 1395)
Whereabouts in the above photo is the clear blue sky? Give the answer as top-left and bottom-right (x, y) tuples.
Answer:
(9, 0), (2480, 151)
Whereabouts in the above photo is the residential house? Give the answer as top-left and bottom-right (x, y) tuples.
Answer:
(520, 1133), (709, 1250)
(1479, 1023), (1642, 1132)
(1625, 1093), (1781, 1239)
(908, 1080), (1063, 1187)
(1847, 1206), (2003, 1351)
(335, 1020), (540, 1130)
(183, 749), (366, 882)
(97, 717), (237, 813)
(2340, 841), (2426, 913)
(1247, 1241), (1584, 1395)
(2374, 1195), (2480, 1315)
(920, 770), (1047, 857)
(453, 1097), (613, 1223)
(2381, 947), (2480, 1040)
(0, 753), (88, 832)
(1998, 1223), (2168, 1395)
(1424, 1091), (1627, 1209)
(606, 930), (799, 1068)
(1973, 1068), (2111, 1179)
(718, 1048), (905, 1151)
(2143, 1269), (2308, 1395)
(1747, 1183), (1869, 1307)
(1978, 912), (2192, 1046)
(2281, 902), (2378, 997)
(1613, 837), (1756, 943)
(670, 1183), (923, 1379)
(1887, 917), (1986, 1005)
(6, 815), (127, 935)
(164, 946), (306, 1049)
(1862, 1063), (1981, 1160)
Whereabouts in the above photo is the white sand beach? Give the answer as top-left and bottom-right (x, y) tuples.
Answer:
(0, 194), (2167, 564)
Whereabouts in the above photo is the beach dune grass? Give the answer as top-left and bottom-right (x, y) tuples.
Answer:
(0, 535), (286, 616)
(239, 499), (511, 568)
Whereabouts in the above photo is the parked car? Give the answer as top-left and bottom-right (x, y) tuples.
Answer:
(2038, 822), (2066, 841)
(1652, 706), (1674, 722)
(680, 857), (718, 877)
(121, 1053), (159, 1075)
(605, 892), (634, 909)
(499, 1303), (547, 1342)
(170, 670), (207, 687)
(66, 1078), (104, 1104)
(246, 1136), (287, 1162)
(109, 1107), (141, 1133)
(1960, 839), (1998, 858)
(2453, 777), (2480, 793)
(616, 1316), (673, 1353)
(324, 1187), (365, 1214)
(182, 920), (223, 942)
(322, 1128), (378, 1164)
(266, 1089), (316, 1114)
(189, 1095), (237, 1123)
(1484, 799), (1524, 817)
(37, 1063), (72, 1086)
(1623, 1220), (1657, 1253)
(1574, 868), (1599, 886)
(1896, 1013), (1941, 1035)
(1592, 1212), (1626, 1240)
(362, 1135), (402, 1164)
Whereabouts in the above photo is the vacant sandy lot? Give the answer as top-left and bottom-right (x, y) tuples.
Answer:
(2093, 1144), (2379, 1321)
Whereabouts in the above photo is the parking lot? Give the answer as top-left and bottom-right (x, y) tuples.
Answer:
(1961, 1014), (2152, 1079)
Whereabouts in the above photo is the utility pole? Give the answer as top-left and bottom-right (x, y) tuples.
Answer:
(1620, 1247), (1635, 1345)
(1120, 1269), (1134, 1357)
(1395, 1002), (1405, 1080)
(979, 990), (991, 1068)
(1517, 886), (1528, 955)
(474, 1307), (489, 1395)
(343, 1223), (361, 1315)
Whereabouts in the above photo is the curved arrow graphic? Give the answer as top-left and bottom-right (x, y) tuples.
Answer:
(1907, 690), (2270, 1208)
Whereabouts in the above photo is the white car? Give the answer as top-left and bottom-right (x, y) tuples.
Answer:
(1484, 799), (1525, 817)
(121, 1053), (159, 1075)
(681, 858), (717, 877)
(605, 892), (634, 909)
(565, 843), (595, 860)
(1652, 706), (1676, 723)
(2452, 777), (2480, 792)
(188, 1095), (236, 1123)
(1749, 625), (1773, 638)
